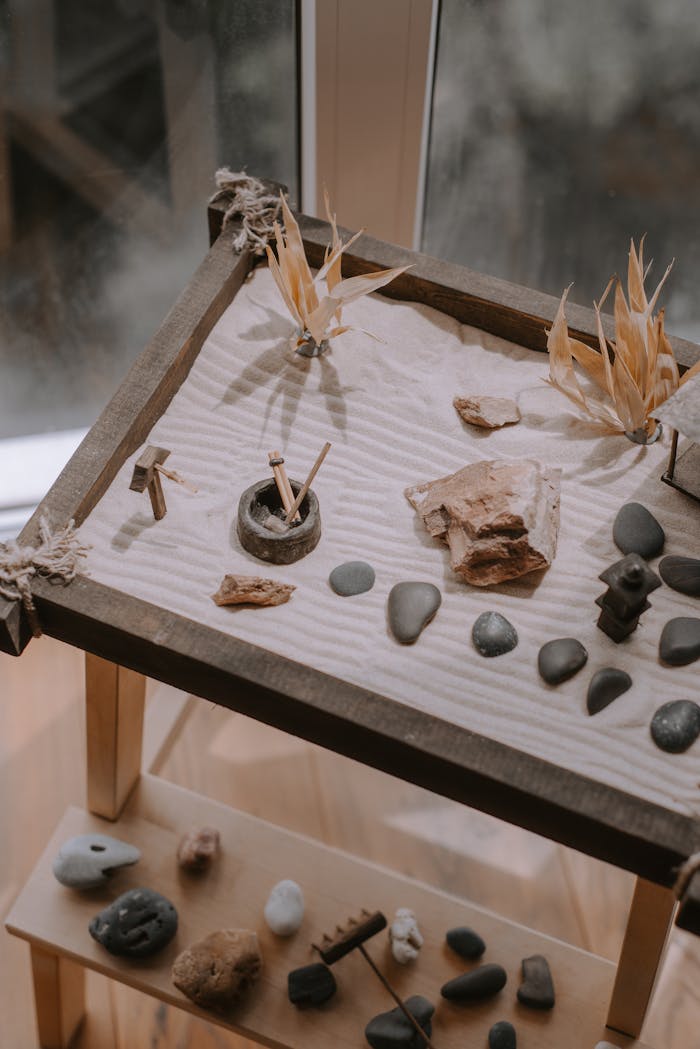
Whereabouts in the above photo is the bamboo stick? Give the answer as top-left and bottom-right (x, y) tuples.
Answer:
(285, 442), (331, 524)
(268, 451), (299, 522)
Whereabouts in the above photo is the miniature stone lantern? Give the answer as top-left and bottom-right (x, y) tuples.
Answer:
(653, 373), (700, 503)
(596, 553), (661, 643)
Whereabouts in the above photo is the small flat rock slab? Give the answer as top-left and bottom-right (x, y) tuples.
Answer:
(613, 502), (665, 559)
(472, 612), (518, 657)
(453, 395), (521, 429)
(365, 995), (434, 1049)
(659, 617), (700, 666)
(52, 833), (140, 889)
(537, 638), (588, 685)
(329, 560), (376, 596)
(288, 962), (337, 1008)
(172, 929), (262, 1010)
(440, 962), (507, 1003)
(517, 954), (555, 1010)
(177, 826), (220, 871)
(388, 582), (442, 644)
(489, 1020), (517, 1049)
(211, 574), (295, 607)
(586, 668), (632, 715)
(659, 555), (700, 597)
(650, 700), (700, 753)
(89, 888), (177, 958)
(445, 926), (486, 960)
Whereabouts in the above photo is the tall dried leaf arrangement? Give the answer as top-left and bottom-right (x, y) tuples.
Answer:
(265, 192), (409, 356)
(546, 239), (693, 443)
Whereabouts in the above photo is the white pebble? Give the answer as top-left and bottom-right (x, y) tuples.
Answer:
(389, 907), (423, 964)
(264, 879), (304, 936)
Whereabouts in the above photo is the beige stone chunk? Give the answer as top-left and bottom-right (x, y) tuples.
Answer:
(172, 929), (262, 1010)
(177, 826), (220, 871)
(405, 459), (560, 586)
(453, 395), (521, 429)
(211, 574), (295, 607)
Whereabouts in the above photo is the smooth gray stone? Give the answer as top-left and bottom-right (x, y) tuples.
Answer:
(388, 582), (441, 644)
(365, 995), (434, 1049)
(537, 638), (588, 685)
(89, 888), (177, 958)
(472, 612), (518, 657)
(445, 926), (486, 960)
(659, 556), (700, 597)
(440, 962), (507, 1002)
(52, 833), (141, 889)
(489, 1020), (517, 1049)
(613, 502), (665, 559)
(517, 954), (555, 1010)
(288, 963), (337, 1007)
(650, 700), (700, 753)
(659, 617), (700, 666)
(329, 560), (376, 596)
(586, 668), (632, 715)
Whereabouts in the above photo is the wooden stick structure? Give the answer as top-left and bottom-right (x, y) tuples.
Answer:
(312, 910), (437, 1049)
(284, 442), (331, 524)
(268, 450), (300, 523)
(155, 463), (198, 494)
(129, 446), (197, 520)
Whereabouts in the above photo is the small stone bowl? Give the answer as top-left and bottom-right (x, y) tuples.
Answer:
(237, 478), (321, 565)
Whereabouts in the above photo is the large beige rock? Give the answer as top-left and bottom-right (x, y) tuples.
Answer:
(172, 929), (262, 1010)
(405, 459), (560, 586)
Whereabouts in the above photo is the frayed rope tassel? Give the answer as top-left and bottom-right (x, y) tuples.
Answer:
(209, 169), (282, 255)
(0, 516), (89, 637)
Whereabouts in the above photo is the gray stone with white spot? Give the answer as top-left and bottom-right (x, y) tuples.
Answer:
(89, 888), (177, 958)
(650, 700), (700, 753)
(472, 612), (518, 657)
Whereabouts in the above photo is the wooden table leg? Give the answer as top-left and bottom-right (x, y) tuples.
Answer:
(31, 946), (85, 1049)
(606, 876), (676, 1038)
(85, 653), (145, 820)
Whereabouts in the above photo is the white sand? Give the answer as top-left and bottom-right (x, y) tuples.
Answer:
(79, 265), (700, 817)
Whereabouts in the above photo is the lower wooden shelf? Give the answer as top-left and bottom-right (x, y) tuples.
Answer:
(6, 774), (650, 1048)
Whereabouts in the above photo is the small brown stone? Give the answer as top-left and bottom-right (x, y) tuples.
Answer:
(177, 827), (220, 871)
(454, 395), (520, 429)
(172, 929), (262, 1010)
(211, 574), (295, 607)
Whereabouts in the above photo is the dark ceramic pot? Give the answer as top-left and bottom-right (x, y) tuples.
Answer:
(237, 478), (321, 564)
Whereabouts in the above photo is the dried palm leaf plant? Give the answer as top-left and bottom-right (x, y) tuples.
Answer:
(265, 192), (409, 357)
(546, 239), (694, 443)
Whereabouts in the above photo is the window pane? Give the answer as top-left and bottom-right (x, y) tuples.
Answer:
(422, 1), (700, 341)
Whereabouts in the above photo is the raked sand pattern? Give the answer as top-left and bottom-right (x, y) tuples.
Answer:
(79, 265), (700, 817)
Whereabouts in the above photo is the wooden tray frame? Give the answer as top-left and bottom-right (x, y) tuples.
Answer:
(3, 195), (700, 893)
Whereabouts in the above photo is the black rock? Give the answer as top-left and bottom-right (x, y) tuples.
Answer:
(517, 954), (555, 1010)
(365, 995), (434, 1049)
(537, 638), (588, 685)
(388, 582), (442, 644)
(445, 926), (486, 961)
(489, 1020), (517, 1049)
(88, 888), (177, 958)
(586, 668), (632, 715)
(288, 962), (337, 1008)
(472, 612), (518, 658)
(440, 963), (507, 1003)
(613, 502), (665, 559)
(329, 560), (376, 597)
(650, 700), (700, 754)
(659, 556), (700, 597)
(659, 617), (700, 666)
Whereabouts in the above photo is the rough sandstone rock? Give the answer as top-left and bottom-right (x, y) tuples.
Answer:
(172, 929), (262, 1010)
(177, 827), (220, 871)
(453, 395), (520, 429)
(405, 459), (560, 586)
(211, 574), (295, 607)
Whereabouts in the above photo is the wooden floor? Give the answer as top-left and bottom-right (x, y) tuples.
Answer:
(1, 638), (698, 1047)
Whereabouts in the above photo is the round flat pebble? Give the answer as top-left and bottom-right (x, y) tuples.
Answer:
(52, 833), (140, 889)
(445, 926), (486, 960)
(288, 962), (336, 1008)
(537, 638), (588, 685)
(489, 1020), (517, 1049)
(329, 560), (375, 596)
(659, 617), (700, 666)
(517, 954), (555, 1010)
(440, 962), (507, 1003)
(586, 668), (632, 715)
(365, 994), (434, 1049)
(659, 556), (700, 597)
(472, 612), (517, 657)
(650, 700), (700, 753)
(89, 888), (177, 958)
(613, 502), (665, 559)
(388, 582), (441, 644)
